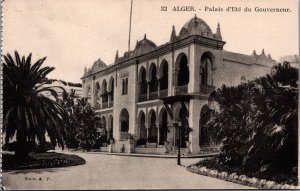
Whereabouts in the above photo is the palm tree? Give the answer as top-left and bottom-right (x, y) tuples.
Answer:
(3, 51), (67, 159)
(60, 89), (78, 108)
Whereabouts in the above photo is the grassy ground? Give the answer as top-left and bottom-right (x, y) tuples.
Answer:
(3, 152), (86, 171)
(192, 157), (298, 187)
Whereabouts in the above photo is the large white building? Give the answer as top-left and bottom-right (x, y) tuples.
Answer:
(81, 16), (275, 154)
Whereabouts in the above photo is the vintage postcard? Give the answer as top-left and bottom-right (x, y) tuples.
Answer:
(2, 0), (299, 190)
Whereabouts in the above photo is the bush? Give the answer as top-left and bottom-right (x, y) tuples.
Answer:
(32, 142), (55, 153)
(194, 157), (298, 186)
(3, 141), (55, 153)
(2, 152), (86, 170)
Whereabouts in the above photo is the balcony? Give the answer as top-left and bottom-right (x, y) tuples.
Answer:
(108, 101), (114, 108)
(159, 89), (168, 98)
(149, 91), (158, 100)
(199, 84), (215, 94)
(138, 94), (147, 102)
(175, 85), (188, 95)
(94, 103), (101, 110)
(102, 102), (109, 109)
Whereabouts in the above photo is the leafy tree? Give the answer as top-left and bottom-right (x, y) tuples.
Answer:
(3, 51), (67, 159)
(207, 62), (298, 174)
(74, 98), (102, 151)
(59, 89), (80, 149)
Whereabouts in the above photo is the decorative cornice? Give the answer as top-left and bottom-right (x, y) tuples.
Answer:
(82, 35), (226, 80)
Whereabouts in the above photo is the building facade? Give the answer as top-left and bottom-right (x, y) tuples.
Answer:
(81, 16), (275, 154)
(41, 80), (83, 100)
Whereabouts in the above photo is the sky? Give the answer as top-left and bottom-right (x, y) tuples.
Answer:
(3, 0), (299, 83)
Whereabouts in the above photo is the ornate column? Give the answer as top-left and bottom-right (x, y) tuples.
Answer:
(157, 66), (161, 97)
(173, 69), (179, 95)
(145, 108), (149, 145)
(147, 81), (150, 100)
(92, 76), (96, 107)
(173, 120), (178, 148)
(107, 91), (111, 106)
(146, 127), (149, 144)
(156, 121), (160, 145)
(99, 92), (102, 109)
(157, 78), (161, 97)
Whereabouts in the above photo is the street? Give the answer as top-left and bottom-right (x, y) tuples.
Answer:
(3, 152), (252, 189)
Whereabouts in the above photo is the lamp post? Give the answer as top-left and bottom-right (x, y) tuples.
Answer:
(177, 120), (182, 166)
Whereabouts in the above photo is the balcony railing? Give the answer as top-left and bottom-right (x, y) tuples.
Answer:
(108, 101), (114, 108)
(94, 103), (101, 110)
(159, 89), (168, 98)
(102, 102), (109, 109)
(149, 91), (158, 100)
(120, 132), (128, 140)
(175, 85), (188, 95)
(199, 84), (215, 94)
(138, 94), (147, 102)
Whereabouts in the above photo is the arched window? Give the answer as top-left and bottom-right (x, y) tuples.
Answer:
(160, 61), (168, 90)
(148, 110), (157, 143)
(95, 82), (101, 105)
(176, 54), (189, 86)
(138, 111), (147, 139)
(120, 109), (129, 132)
(86, 85), (91, 104)
(101, 79), (108, 103)
(99, 116), (107, 143)
(139, 67), (147, 95)
(109, 78), (114, 101)
(122, 78), (128, 95)
(149, 64), (158, 92)
(199, 105), (213, 146)
(159, 109), (168, 145)
(200, 52), (213, 85)
(108, 115), (113, 144)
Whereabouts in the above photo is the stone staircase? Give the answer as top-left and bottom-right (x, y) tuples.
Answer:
(169, 148), (188, 156)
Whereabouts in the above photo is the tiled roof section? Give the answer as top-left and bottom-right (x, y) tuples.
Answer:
(223, 50), (275, 67)
(223, 50), (252, 64)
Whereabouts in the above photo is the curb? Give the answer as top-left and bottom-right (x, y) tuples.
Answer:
(64, 150), (219, 159)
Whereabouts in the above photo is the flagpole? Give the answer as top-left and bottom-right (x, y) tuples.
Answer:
(128, 0), (133, 54)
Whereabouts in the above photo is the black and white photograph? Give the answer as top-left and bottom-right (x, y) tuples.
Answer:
(2, 0), (299, 189)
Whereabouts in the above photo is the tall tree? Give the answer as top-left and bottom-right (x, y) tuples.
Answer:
(3, 51), (67, 159)
(207, 62), (298, 173)
(75, 98), (102, 151)
(59, 89), (80, 149)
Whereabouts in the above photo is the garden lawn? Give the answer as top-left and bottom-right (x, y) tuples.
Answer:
(2, 152), (86, 171)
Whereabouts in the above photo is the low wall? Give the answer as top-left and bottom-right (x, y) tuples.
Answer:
(135, 146), (165, 155)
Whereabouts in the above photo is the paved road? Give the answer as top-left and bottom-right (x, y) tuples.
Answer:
(3, 152), (252, 190)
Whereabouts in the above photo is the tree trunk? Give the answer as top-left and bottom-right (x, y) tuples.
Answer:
(15, 128), (29, 160)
